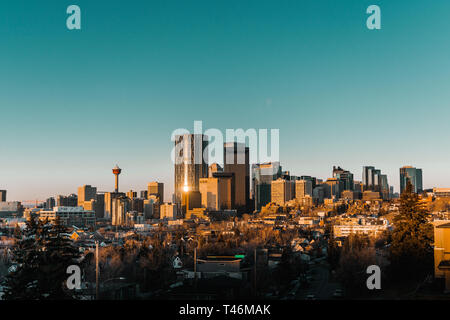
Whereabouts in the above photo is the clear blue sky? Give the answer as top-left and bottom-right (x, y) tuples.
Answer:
(1, 0), (450, 201)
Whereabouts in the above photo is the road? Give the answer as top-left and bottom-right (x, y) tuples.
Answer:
(296, 261), (342, 300)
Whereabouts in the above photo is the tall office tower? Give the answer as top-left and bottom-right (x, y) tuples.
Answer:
(223, 142), (250, 213)
(353, 180), (363, 193)
(77, 185), (97, 206)
(271, 178), (295, 206)
(362, 166), (376, 191)
(199, 173), (234, 211)
(373, 169), (382, 192)
(130, 198), (144, 213)
(140, 190), (148, 199)
(400, 166), (423, 194)
(148, 182), (164, 203)
(181, 190), (202, 216)
(299, 176), (317, 190)
(295, 179), (313, 198)
(324, 178), (340, 198)
(0, 190), (6, 202)
(332, 166), (354, 191)
(127, 190), (137, 199)
(174, 134), (208, 204)
(57, 194), (78, 207)
(111, 196), (129, 226)
(209, 163), (223, 177)
(45, 197), (55, 210)
(380, 174), (389, 200)
(252, 162), (282, 211)
(95, 193), (105, 219)
(112, 165), (122, 193)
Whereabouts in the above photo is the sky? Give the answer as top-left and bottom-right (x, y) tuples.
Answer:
(1, 0), (450, 202)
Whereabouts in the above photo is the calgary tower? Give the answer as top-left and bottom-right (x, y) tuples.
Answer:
(112, 165), (122, 193)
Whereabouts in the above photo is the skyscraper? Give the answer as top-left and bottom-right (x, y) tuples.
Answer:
(223, 142), (250, 213)
(252, 162), (282, 211)
(271, 178), (295, 206)
(199, 173), (234, 211)
(0, 190), (6, 202)
(295, 180), (313, 198)
(400, 166), (423, 194)
(77, 185), (97, 206)
(174, 134), (208, 204)
(148, 182), (164, 203)
(332, 166), (354, 191)
(362, 166), (375, 191)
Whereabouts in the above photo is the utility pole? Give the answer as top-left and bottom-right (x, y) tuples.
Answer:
(194, 247), (197, 289)
(96, 241), (99, 300)
(254, 248), (257, 296)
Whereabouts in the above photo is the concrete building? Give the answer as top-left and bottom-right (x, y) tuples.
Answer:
(0, 201), (22, 217)
(433, 188), (450, 198)
(295, 180), (312, 198)
(39, 206), (95, 228)
(56, 194), (78, 207)
(126, 190), (137, 199)
(434, 221), (450, 292)
(111, 196), (129, 226)
(223, 142), (250, 212)
(77, 185), (97, 206)
(271, 178), (294, 206)
(148, 182), (164, 203)
(181, 191), (202, 216)
(209, 163), (223, 177)
(252, 162), (282, 211)
(333, 218), (389, 238)
(160, 203), (178, 220)
(199, 173), (234, 211)
(0, 190), (6, 202)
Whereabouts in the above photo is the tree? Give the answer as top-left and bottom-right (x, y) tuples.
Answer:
(2, 217), (81, 300)
(389, 181), (433, 280)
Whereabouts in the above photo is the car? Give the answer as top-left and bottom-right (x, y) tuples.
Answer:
(305, 294), (316, 300)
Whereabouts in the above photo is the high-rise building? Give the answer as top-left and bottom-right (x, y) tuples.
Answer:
(332, 166), (354, 191)
(56, 194), (77, 207)
(271, 178), (295, 206)
(223, 142), (250, 213)
(295, 180), (313, 198)
(45, 197), (55, 210)
(209, 163), (223, 177)
(148, 182), (164, 203)
(400, 166), (423, 194)
(111, 196), (129, 226)
(174, 134), (208, 204)
(127, 190), (137, 199)
(362, 166), (376, 191)
(199, 173), (234, 211)
(181, 191), (202, 216)
(0, 190), (6, 202)
(77, 185), (97, 206)
(160, 203), (178, 220)
(140, 190), (148, 199)
(252, 162), (282, 211)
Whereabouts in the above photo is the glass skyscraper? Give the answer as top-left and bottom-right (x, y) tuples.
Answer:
(400, 166), (423, 194)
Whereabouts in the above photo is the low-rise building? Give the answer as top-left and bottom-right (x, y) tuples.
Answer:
(39, 206), (95, 228)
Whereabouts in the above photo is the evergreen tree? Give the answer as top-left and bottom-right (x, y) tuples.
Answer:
(2, 217), (81, 300)
(389, 181), (433, 280)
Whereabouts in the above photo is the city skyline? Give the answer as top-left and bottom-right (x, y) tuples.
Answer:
(2, 1), (450, 200)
